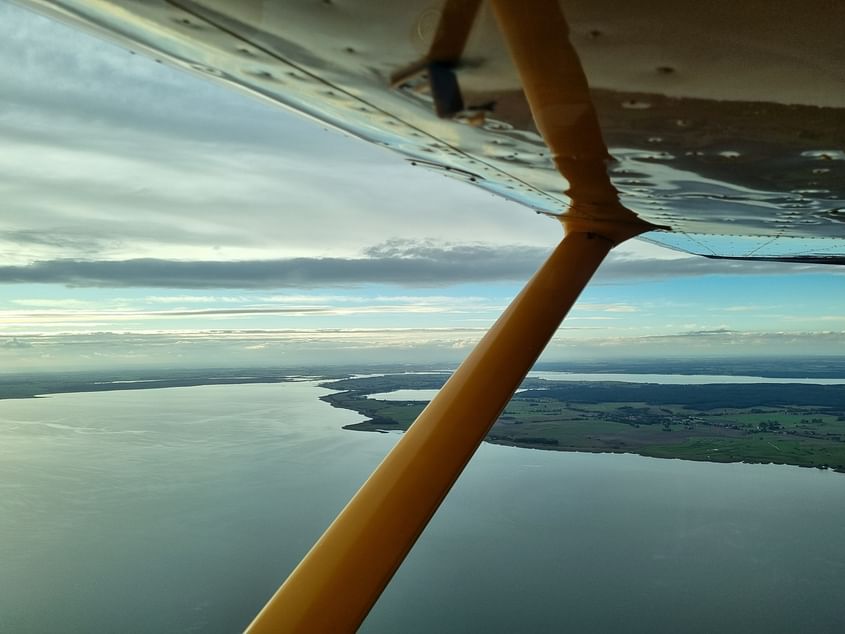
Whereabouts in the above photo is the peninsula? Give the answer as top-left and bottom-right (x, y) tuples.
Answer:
(321, 373), (845, 472)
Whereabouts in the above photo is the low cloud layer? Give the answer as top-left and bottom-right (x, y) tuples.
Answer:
(0, 243), (542, 288)
(2, 327), (842, 373)
(0, 240), (839, 288)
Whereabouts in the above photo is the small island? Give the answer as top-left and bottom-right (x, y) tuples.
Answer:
(321, 373), (845, 472)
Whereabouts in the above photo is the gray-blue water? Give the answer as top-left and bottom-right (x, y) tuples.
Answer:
(369, 371), (845, 401)
(1, 381), (844, 633)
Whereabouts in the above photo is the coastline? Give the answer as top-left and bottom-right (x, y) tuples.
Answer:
(318, 374), (845, 474)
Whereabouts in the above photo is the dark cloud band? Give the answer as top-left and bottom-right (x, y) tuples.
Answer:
(0, 241), (839, 288)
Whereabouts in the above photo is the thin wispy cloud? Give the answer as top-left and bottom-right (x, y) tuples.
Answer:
(2, 327), (842, 373)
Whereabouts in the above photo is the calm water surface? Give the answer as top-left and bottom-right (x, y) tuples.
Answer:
(368, 372), (845, 401)
(1, 381), (843, 633)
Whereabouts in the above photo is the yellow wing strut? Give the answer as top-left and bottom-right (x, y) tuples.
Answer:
(247, 0), (654, 630)
(247, 230), (614, 633)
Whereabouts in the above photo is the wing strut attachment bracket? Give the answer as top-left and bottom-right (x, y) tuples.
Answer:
(392, 0), (482, 119)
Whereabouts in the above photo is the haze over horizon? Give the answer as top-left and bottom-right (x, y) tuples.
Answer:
(1, 2), (843, 372)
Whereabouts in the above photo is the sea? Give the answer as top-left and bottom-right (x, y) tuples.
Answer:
(1, 376), (844, 633)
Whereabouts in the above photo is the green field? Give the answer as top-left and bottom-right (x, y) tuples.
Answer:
(321, 375), (845, 472)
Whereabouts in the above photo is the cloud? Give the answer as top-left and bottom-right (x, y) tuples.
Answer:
(0, 229), (112, 255)
(0, 241), (548, 288)
(577, 303), (639, 313)
(1, 337), (31, 349)
(2, 327), (842, 373)
(0, 4), (556, 268)
(0, 4), (312, 151)
(0, 238), (840, 289)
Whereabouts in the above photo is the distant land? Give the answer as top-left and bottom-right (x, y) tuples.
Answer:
(2, 357), (844, 397)
(2, 358), (844, 472)
(322, 372), (845, 473)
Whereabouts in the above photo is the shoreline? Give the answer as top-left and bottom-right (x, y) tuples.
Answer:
(2, 367), (843, 473)
(318, 375), (845, 474)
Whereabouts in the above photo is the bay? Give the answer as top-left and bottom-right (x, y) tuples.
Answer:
(1, 381), (843, 633)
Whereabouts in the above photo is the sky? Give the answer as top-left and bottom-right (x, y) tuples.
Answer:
(1, 2), (843, 372)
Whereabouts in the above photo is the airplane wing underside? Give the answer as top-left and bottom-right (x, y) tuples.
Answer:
(15, 0), (845, 262)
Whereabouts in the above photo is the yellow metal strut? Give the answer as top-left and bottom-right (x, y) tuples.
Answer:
(247, 0), (656, 630)
(247, 230), (615, 633)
